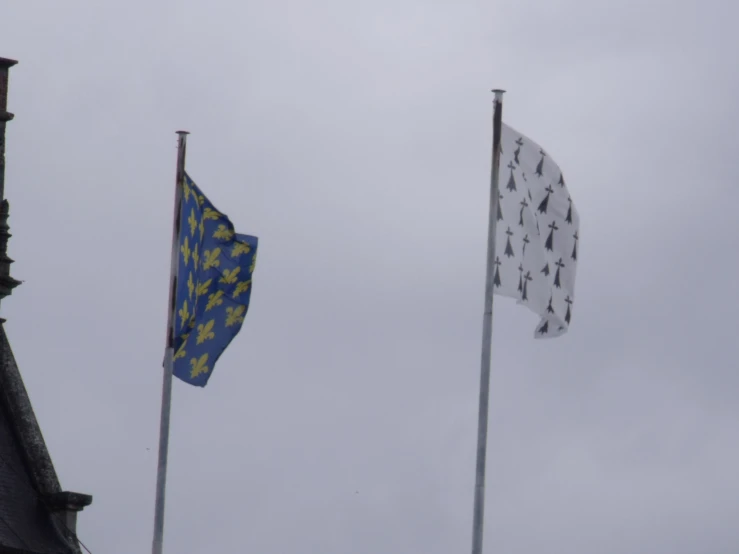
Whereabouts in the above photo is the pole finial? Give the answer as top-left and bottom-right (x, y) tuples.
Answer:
(492, 89), (506, 101)
(175, 130), (190, 136)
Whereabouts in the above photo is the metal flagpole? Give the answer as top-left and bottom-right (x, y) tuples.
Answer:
(152, 130), (189, 554)
(471, 89), (504, 554)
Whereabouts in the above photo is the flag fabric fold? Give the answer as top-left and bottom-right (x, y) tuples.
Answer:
(494, 123), (580, 338)
(171, 173), (258, 386)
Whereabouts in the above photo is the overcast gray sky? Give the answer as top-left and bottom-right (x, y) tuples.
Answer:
(2, 0), (739, 552)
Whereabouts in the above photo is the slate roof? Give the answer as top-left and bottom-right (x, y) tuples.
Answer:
(0, 329), (79, 554)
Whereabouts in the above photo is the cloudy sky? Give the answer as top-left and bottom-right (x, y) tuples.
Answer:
(3, 0), (739, 552)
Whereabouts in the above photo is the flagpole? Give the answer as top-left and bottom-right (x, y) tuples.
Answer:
(471, 89), (504, 554)
(152, 130), (189, 554)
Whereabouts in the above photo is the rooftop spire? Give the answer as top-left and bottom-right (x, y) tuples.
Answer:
(0, 57), (20, 309)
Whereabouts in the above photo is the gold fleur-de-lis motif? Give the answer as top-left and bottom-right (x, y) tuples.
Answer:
(225, 305), (246, 327)
(192, 244), (199, 269)
(206, 290), (224, 311)
(196, 319), (216, 344)
(219, 267), (240, 285)
(180, 236), (191, 265)
(187, 272), (195, 300)
(249, 252), (257, 274)
(203, 207), (221, 221)
(232, 242), (251, 257)
(174, 334), (188, 361)
(183, 180), (191, 202)
(196, 279), (212, 298)
(213, 224), (234, 241)
(197, 194), (205, 207)
(188, 209), (198, 236)
(233, 280), (251, 299)
(203, 248), (222, 270)
(190, 353), (210, 378)
(178, 300), (190, 330)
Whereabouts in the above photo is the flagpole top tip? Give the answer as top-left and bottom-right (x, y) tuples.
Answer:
(492, 89), (506, 99)
(176, 130), (190, 136)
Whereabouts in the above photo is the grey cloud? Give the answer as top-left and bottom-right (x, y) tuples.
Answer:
(2, 0), (738, 552)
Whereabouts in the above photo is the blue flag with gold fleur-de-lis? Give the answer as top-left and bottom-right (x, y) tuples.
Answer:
(171, 172), (258, 387)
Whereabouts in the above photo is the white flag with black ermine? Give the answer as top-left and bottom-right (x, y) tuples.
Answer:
(493, 123), (580, 338)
